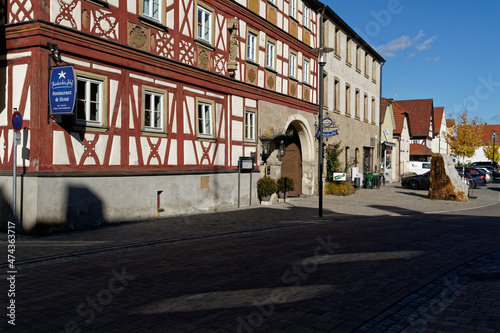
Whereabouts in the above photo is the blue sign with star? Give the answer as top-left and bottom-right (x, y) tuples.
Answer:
(49, 66), (76, 115)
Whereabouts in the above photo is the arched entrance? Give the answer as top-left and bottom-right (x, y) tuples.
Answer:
(281, 126), (302, 196)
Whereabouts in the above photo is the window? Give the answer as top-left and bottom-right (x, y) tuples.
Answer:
(335, 27), (341, 56)
(365, 52), (369, 76)
(345, 84), (351, 115)
(197, 5), (212, 44)
(197, 99), (214, 138)
(245, 109), (256, 142)
(142, 87), (167, 133)
(247, 31), (257, 62)
(372, 59), (377, 81)
(334, 78), (340, 111)
(356, 45), (360, 70)
(143, 0), (160, 21)
(76, 77), (103, 126)
(266, 40), (275, 69)
(303, 4), (310, 29)
(303, 59), (310, 84)
(346, 37), (352, 64)
(289, 52), (297, 79)
(364, 94), (368, 120)
(355, 89), (360, 118)
(290, 0), (297, 19)
(371, 97), (376, 123)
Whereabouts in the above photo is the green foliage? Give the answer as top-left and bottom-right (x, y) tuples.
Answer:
(277, 176), (295, 193)
(257, 176), (278, 197)
(325, 141), (346, 182)
(324, 181), (356, 196)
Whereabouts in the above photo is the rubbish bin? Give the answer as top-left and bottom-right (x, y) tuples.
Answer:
(354, 177), (361, 190)
(372, 173), (380, 188)
(363, 173), (374, 189)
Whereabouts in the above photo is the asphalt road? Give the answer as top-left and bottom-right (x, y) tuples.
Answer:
(1, 185), (499, 332)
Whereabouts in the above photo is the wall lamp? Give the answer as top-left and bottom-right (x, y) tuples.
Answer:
(278, 140), (285, 160)
(261, 140), (271, 161)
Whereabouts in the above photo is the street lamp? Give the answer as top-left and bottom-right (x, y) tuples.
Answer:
(493, 131), (498, 163)
(312, 44), (334, 217)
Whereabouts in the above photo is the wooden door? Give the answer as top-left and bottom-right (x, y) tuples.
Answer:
(281, 143), (302, 196)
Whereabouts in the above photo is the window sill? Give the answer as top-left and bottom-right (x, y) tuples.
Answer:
(141, 130), (168, 137)
(197, 136), (216, 143)
(265, 67), (277, 74)
(334, 53), (341, 61)
(344, 113), (352, 118)
(195, 39), (215, 51)
(345, 61), (352, 68)
(289, 76), (298, 82)
(244, 140), (257, 145)
(372, 79), (377, 84)
(355, 68), (361, 74)
(355, 116), (361, 121)
(84, 0), (109, 8)
(246, 59), (259, 67)
(73, 125), (109, 133)
(364, 74), (369, 79)
(139, 16), (168, 31)
(333, 109), (340, 114)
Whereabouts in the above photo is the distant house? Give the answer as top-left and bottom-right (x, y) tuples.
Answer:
(396, 99), (434, 162)
(392, 101), (411, 179)
(380, 98), (396, 182)
(466, 124), (500, 164)
(446, 119), (456, 156)
(432, 107), (448, 154)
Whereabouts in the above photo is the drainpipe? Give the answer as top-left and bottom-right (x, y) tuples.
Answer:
(377, 61), (385, 188)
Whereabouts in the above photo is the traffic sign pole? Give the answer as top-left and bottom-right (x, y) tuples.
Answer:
(11, 108), (22, 225)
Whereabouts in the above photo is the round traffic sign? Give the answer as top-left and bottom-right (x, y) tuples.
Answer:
(12, 111), (23, 131)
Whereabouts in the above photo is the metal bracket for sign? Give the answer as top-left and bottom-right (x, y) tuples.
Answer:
(238, 156), (255, 208)
(47, 42), (72, 124)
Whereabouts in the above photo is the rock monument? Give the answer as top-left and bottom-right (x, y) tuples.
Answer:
(428, 153), (468, 201)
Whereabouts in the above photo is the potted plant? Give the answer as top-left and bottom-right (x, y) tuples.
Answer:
(277, 176), (295, 199)
(257, 176), (278, 201)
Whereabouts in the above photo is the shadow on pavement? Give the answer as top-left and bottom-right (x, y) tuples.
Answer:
(367, 205), (422, 216)
(395, 190), (428, 199)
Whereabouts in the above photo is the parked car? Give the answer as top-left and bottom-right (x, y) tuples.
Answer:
(455, 167), (486, 188)
(464, 168), (488, 186)
(401, 171), (430, 190)
(408, 161), (431, 175)
(470, 167), (493, 183)
(469, 161), (500, 178)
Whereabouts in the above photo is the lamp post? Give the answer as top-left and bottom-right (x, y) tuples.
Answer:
(312, 38), (334, 217)
(493, 131), (498, 163)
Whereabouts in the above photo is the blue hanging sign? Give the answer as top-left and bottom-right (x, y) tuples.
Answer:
(323, 129), (338, 137)
(49, 66), (76, 115)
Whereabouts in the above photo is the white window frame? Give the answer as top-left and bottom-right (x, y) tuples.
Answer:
(142, 87), (167, 133)
(247, 31), (257, 63)
(303, 59), (310, 84)
(245, 108), (256, 142)
(197, 4), (212, 45)
(303, 4), (310, 29)
(290, 0), (297, 19)
(266, 40), (276, 70)
(76, 76), (103, 126)
(142, 0), (161, 22)
(289, 52), (297, 79)
(197, 99), (214, 138)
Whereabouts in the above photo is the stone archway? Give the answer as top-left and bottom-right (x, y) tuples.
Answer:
(281, 116), (315, 196)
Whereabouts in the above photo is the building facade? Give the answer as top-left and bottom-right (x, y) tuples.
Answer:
(1, 0), (324, 233)
(322, 8), (384, 177)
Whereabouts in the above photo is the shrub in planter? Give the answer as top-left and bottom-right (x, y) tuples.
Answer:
(277, 176), (295, 197)
(324, 181), (356, 196)
(257, 176), (278, 200)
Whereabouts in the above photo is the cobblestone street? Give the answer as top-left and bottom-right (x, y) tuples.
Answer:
(1, 183), (499, 332)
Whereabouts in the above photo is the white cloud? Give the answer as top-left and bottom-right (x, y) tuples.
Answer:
(376, 30), (437, 59)
(426, 56), (440, 62)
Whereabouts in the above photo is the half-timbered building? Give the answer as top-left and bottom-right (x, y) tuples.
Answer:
(1, 0), (323, 233)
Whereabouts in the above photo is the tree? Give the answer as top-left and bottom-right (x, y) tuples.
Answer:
(447, 109), (484, 163)
(483, 139), (500, 162)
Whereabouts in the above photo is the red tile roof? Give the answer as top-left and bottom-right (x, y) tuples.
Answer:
(395, 99), (434, 138)
(481, 124), (500, 144)
(410, 143), (433, 156)
(381, 98), (389, 121)
(433, 107), (444, 135)
(392, 102), (409, 136)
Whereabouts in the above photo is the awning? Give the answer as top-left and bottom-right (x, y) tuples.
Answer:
(382, 141), (397, 147)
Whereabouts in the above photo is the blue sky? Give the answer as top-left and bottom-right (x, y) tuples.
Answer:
(326, 0), (500, 123)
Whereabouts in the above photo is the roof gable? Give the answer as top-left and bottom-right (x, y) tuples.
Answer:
(396, 99), (434, 137)
(433, 107), (444, 135)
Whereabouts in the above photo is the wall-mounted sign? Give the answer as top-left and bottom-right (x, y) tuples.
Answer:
(49, 66), (76, 115)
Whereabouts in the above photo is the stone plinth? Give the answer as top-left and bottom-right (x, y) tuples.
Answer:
(428, 153), (468, 201)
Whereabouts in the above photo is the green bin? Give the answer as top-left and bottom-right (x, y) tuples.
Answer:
(363, 173), (374, 189)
